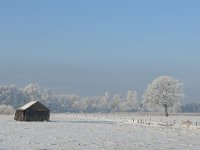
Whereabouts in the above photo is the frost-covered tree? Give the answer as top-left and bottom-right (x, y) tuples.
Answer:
(98, 92), (112, 112)
(143, 75), (184, 116)
(125, 90), (139, 111)
(60, 94), (81, 112)
(23, 83), (41, 102)
(41, 89), (60, 112)
(119, 90), (139, 112)
(0, 85), (24, 107)
(111, 94), (121, 112)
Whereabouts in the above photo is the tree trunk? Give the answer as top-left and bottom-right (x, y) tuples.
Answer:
(164, 104), (169, 117)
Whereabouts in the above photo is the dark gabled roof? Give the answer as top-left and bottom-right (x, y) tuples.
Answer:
(18, 101), (49, 111)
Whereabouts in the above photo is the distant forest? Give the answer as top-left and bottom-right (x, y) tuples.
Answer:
(0, 83), (199, 113)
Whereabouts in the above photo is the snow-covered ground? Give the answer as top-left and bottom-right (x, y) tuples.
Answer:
(1, 113), (200, 150)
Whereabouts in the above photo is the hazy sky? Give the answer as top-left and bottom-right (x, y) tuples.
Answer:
(0, 1), (200, 102)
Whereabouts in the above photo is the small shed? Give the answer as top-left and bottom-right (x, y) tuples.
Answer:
(14, 101), (50, 121)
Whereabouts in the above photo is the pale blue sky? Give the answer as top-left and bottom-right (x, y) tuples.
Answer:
(0, 1), (200, 102)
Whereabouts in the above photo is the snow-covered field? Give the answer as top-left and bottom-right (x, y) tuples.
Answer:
(1, 113), (200, 150)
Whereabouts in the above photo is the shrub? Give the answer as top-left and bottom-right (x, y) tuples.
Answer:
(0, 105), (15, 115)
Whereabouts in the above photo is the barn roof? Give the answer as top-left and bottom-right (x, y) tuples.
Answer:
(19, 101), (38, 110)
(18, 101), (49, 111)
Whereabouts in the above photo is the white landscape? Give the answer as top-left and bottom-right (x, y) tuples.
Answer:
(1, 1), (200, 150)
(1, 113), (200, 150)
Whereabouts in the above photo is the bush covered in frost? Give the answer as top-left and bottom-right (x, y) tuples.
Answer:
(0, 104), (15, 115)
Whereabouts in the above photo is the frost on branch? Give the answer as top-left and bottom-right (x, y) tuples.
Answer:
(143, 75), (184, 116)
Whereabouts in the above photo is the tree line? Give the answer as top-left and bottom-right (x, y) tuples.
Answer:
(1, 75), (197, 115)
(0, 84), (140, 113)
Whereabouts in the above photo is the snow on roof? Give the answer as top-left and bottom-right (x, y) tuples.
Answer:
(19, 101), (38, 110)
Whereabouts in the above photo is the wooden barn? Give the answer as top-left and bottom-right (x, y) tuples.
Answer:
(14, 101), (50, 121)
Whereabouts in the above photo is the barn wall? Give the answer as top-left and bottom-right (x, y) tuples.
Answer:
(14, 110), (24, 121)
(24, 110), (50, 121)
